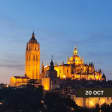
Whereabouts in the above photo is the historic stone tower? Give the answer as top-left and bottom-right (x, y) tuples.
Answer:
(25, 32), (40, 79)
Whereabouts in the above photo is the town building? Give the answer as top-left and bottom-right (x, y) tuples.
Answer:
(10, 32), (105, 87)
(45, 48), (104, 81)
(10, 32), (40, 86)
(10, 32), (112, 108)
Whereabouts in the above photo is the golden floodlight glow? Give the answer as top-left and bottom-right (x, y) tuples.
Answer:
(99, 98), (106, 105)
(25, 32), (40, 79)
(63, 75), (66, 79)
(42, 78), (50, 91)
(89, 100), (95, 107)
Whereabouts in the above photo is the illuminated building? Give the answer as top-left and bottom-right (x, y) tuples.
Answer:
(25, 32), (40, 79)
(10, 32), (40, 86)
(61, 83), (112, 108)
(10, 33), (105, 86)
(10, 76), (29, 87)
(42, 60), (58, 91)
(73, 97), (112, 108)
(9, 32), (112, 108)
(45, 47), (104, 81)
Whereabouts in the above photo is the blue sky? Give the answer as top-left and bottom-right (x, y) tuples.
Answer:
(0, 0), (112, 83)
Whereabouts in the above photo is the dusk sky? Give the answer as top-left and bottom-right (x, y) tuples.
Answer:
(0, 0), (112, 83)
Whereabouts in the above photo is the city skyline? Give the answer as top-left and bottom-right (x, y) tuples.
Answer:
(0, 0), (112, 83)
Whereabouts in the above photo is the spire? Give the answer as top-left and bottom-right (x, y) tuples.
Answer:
(32, 32), (35, 39)
(102, 73), (106, 81)
(41, 61), (44, 73)
(73, 47), (78, 56)
(29, 32), (37, 43)
(50, 59), (54, 70)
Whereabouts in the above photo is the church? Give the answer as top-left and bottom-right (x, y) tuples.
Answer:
(44, 47), (105, 81)
(10, 32), (106, 88)
(54, 47), (104, 80)
(10, 32), (112, 108)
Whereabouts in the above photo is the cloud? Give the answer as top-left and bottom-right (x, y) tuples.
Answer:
(0, 64), (24, 70)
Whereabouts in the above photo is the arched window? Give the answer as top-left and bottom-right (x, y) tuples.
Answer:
(67, 69), (68, 73)
(27, 55), (28, 61)
(29, 55), (30, 61)
(33, 56), (35, 61)
(28, 45), (30, 50)
(36, 56), (38, 61)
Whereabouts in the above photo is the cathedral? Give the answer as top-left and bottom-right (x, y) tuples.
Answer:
(10, 32), (112, 108)
(10, 32), (106, 87)
(44, 48), (105, 81)
(54, 48), (104, 80)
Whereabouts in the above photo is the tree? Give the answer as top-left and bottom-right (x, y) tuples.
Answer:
(101, 103), (111, 112)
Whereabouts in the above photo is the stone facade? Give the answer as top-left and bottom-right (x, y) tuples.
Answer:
(10, 32), (40, 86)
(25, 32), (40, 79)
(45, 48), (104, 81)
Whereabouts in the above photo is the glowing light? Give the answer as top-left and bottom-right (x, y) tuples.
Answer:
(0, 102), (3, 105)
(89, 100), (95, 107)
(100, 98), (106, 105)
(63, 75), (66, 79)
(42, 78), (50, 91)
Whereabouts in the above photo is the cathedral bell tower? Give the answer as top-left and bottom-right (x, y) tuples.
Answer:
(25, 32), (40, 79)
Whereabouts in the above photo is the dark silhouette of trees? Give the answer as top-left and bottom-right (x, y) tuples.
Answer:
(94, 104), (100, 112)
(44, 92), (79, 112)
(101, 103), (111, 112)
(0, 86), (43, 112)
(0, 86), (111, 112)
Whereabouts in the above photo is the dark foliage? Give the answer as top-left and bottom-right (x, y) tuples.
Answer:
(0, 86), (112, 112)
